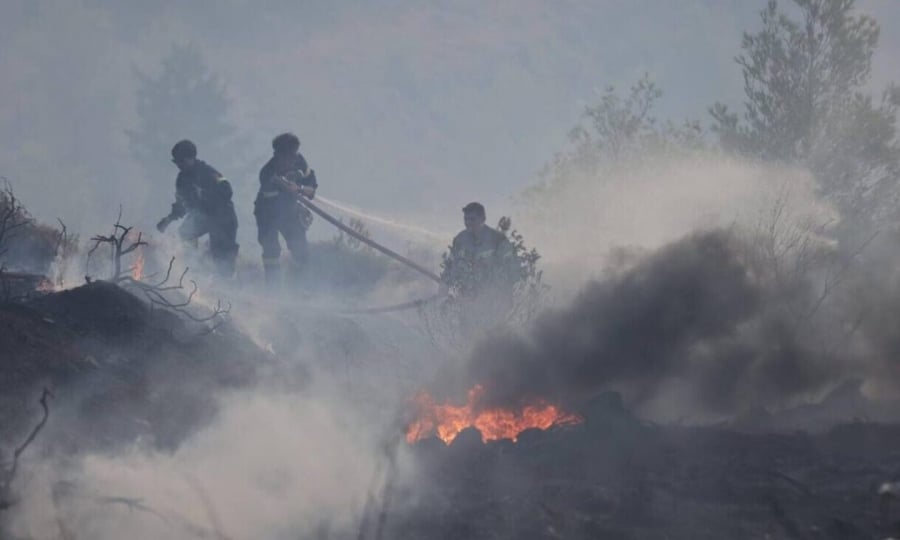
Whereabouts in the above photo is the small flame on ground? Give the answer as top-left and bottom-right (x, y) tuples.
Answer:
(36, 278), (55, 293)
(406, 385), (582, 445)
(131, 247), (145, 281)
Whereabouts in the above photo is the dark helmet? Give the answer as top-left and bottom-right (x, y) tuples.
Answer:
(171, 139), (197, 161)
(272, 132), (300, 156)
(462, 202), (486, 219)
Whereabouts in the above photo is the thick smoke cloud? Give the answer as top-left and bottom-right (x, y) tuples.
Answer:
(455, 228), (845, 417)
(6, 2), (900, 537)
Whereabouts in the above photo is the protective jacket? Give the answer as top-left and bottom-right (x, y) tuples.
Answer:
(256, 154), (317, 203)
(166, 160), (239, 277)
(441, 225), (517, 297)
(169, 160), (234, 219)
(254, 153), (318, 284)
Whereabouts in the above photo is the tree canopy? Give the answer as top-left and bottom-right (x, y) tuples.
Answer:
(710, 0), (900, 228)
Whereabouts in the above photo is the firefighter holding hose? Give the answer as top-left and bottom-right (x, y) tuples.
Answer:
(254, 132), (318, 287)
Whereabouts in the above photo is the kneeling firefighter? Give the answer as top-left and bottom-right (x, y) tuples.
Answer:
(254, 132), (318, 286)
(156, 139), (239, 277)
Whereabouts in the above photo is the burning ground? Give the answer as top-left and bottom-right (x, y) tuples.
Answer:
(6, 184), (900, 537)
(6, 0), (900, 534)
(394, 403), (900, 539)
(390, 226), (900, 539)
(412, 224), (900, 423)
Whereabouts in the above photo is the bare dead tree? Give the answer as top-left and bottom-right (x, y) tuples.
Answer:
(86, 212), (230, 335)
(50, 218), (78, 290)
(0, 180), (35, 302)
(739, 186), (878, 359)
(0, 388), (52, 511)
(0, 179), (33, 262)
(53, 219), (68, 259)
(87, 208), (147, 283)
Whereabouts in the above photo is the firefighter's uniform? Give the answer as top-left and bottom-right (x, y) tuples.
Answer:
(441, 225), (517, 298)
(440, 225), (519, 335)
(254, 153), (317, 284)
(168, 160), (239, 276)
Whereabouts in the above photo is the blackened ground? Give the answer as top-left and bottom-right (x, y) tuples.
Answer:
(0, 280), (272, 453)
(388, 394), (900, 540)
(5, 280), (900, 539)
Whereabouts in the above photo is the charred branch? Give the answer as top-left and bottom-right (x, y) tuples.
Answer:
(53, 219), (68, 256)
(1, 388), (52, 510)
(0, 179), (33, 262)
(87, 214), (228, 330)
(51, 488), (230, 540)
(88, 209), (147, 282)
(119, 256), (231, 331)
(50, 218), (76, 290)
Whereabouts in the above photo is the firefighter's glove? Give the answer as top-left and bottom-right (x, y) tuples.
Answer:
(300, 185), (316, 199)
(272, 175), (294, 194)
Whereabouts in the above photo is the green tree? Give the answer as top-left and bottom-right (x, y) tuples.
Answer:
(126, 45), (238, 208)
(710, 0), (900, 229)
(531, 74), (703, 196)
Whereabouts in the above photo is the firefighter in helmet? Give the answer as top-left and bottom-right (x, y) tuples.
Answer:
(156, 139), (239, 277)
(254, 132), (318, 286)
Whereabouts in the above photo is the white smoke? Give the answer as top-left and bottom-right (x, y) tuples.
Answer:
(516, 151), (837, 299)
(9, 388), (389, 540)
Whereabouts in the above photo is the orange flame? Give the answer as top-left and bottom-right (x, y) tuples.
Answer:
(36, 277), (55, 293)
(406, 385), (582, 445)
(131, 247), (145, 281)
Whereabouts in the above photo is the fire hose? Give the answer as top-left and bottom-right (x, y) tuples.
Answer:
(286, 190), (447, 314)
(339, 294), (443, 315)
(296, 195), (443, 284)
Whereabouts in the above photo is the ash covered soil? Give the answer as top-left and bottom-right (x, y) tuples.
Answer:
(0, 280), (269, 452)
(3, 281), (900, 539)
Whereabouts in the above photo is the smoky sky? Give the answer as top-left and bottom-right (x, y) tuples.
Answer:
(3, 0), (900, 413)
(0, 1), (870, 246)
(4, 1), (900, 258)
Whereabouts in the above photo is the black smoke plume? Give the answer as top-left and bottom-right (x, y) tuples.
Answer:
(449, 229), (844, 416)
